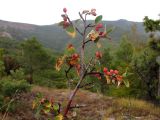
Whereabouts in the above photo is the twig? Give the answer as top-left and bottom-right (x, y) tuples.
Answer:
(65, 66), (72, 80)
(87, 71), (103, 76)
(65, 66), (73, 99)
(84, 40), (92, 44)
(79, 12), (85, 23)
(79, 82), (94, 88)
(87, 24), (95, 28)
(67, 16), (83, 36)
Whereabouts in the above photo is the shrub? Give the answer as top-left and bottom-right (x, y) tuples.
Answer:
(0, 77), (31, 113)
(0, 77), (31, 97)
(10, 68), (25, 80)
(106, 85), (131, 97)
(0, 95), (4, 108)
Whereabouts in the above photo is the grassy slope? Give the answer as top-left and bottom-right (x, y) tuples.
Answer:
(1, 86), (160, 120)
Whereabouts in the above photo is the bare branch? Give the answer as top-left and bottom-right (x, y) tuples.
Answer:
(79, 82), (94, 88)
(67, 16), (83, 36)
(84, 40), (92, 44)
(65, 65), (72, 80)
(87, 23), (96, 28)
(79, 12), (85, 23)
(87, 71), (103, 76)
(65, 66), (73, 89)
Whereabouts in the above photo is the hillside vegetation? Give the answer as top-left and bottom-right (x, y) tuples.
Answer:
(0, 19), (147, 51)
(0, 15), (160, 120)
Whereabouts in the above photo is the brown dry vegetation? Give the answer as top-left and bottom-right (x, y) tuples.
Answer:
(0, 86), (160, 120)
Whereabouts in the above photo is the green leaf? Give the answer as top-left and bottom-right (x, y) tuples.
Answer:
(43, 107), (50, 113)
(65, 48), (75, 55)
(55, 114), (63, 120)
(66, 25), (75, 33)
(53, 104), (59, 111)
(44, 102), (51, 108)
(122, 68), (129, 78)
(123, 79), (130, 88)
(66, 25), (76, 38)
(122, 72), (127, 78)
(95, 15), (103, 24)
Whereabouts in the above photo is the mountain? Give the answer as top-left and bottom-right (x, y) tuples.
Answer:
(0, 19), (147, 51)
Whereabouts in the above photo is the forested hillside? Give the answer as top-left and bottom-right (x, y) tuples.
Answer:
(0, 19), (147, 51)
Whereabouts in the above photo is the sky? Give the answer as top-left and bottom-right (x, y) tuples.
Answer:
(0, 0), (159, 25)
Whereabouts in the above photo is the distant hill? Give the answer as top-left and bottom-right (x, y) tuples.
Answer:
(0, 19), (147, 51)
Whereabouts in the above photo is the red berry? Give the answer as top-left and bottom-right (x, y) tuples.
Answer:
(117, 75), (123, 81)
(94, 74), (101, 80)
(114, 70), (119, 74)
(97, 23), (103, 28)
(95, 27), (99, 31)
(110, 69), (114, 74)
(99, 32), (103, 36)
(63, 21), (69, 28)
(72, 53), (79, 59)
(90, 9), (96, 16)
(63, 8), (67, 13)
(95, 51), (102, 59)
(103, 67), (108, 73)
(107, 72), (111, 76)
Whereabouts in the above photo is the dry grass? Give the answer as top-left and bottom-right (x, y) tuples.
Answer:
(103, 98), (160, 120)
(114, 98), (160, 117)
(1, 86), (160, 120)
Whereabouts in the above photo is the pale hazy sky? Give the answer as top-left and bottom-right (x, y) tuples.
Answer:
(0, 0), (159, 25)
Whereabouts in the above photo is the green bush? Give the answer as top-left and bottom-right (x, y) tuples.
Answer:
(0, 77), (31, 112)
(0, 95), (4, 108)
(106, 85), (131, 97)
(10, 68), (25, 80)
(33, 70), (66, 88)
(0, 77), (31, 97)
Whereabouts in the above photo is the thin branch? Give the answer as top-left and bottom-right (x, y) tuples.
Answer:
(65, 66), (72, 80)
(65, 66), (73, 90)
(75, 27), (83, 36)
(87, 23), (96, 28)
(84, 40), (91, 44)
(79, 12), (85, 23)
(79, 82), (94, 88)
(67, 16), (83, 36)
(87, 71), (103, 76)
